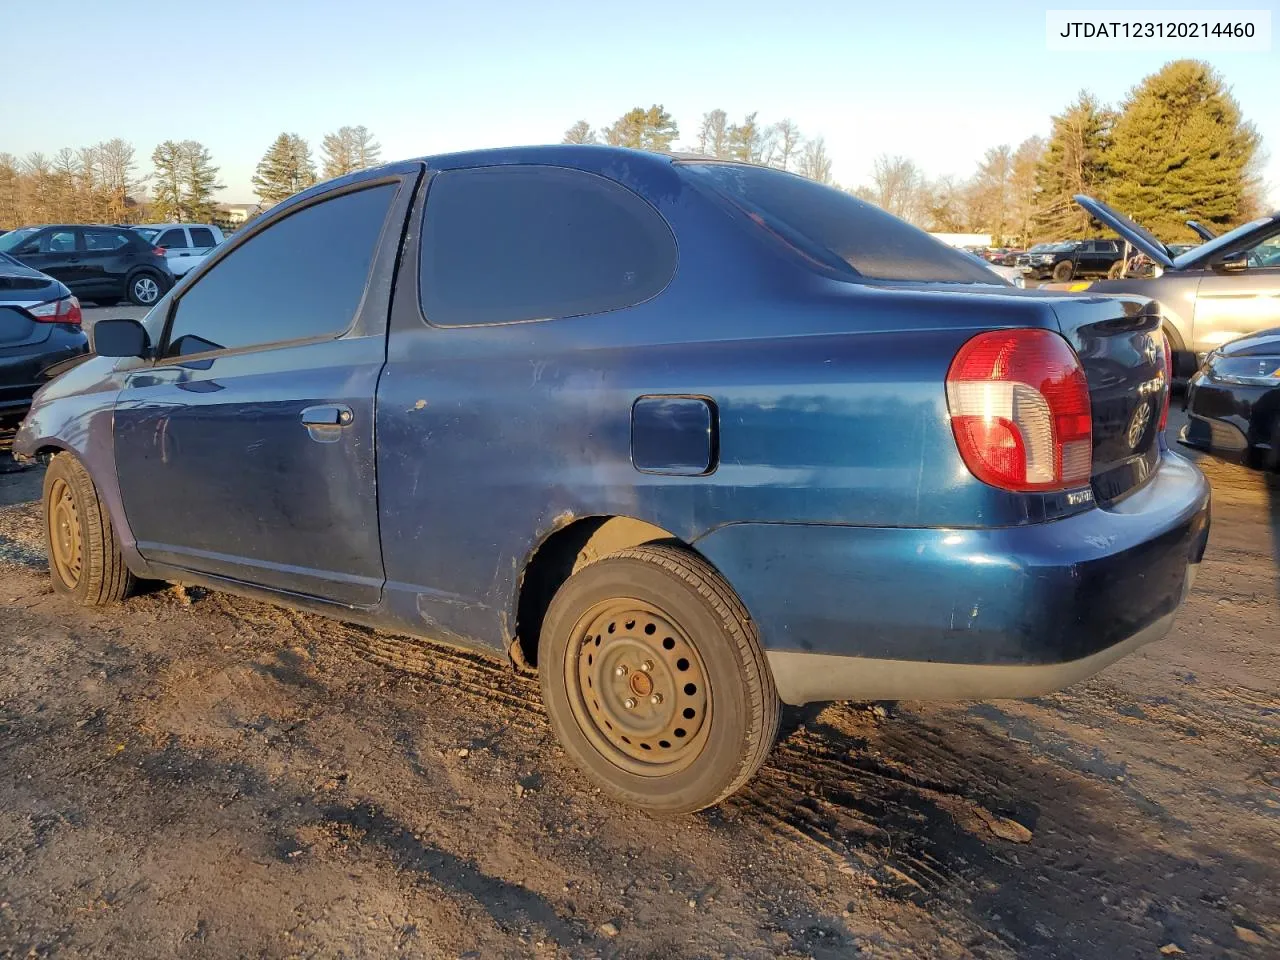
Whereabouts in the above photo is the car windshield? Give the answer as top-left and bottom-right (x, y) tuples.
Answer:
(681, 163), (998, 284)
(0, 227), (38, 252)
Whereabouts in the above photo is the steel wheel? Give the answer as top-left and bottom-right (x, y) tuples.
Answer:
(47, 476), (83, 588)
(565, 598), (712, 775)
(132, 275), (160, 304)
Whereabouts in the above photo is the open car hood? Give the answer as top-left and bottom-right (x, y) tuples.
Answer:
(1185, 220), (1216, 242)
(1073, 195), (1175, 269)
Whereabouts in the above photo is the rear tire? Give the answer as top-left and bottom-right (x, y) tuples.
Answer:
(127, 272), (162, 306)
(539, 543), (780, 815)
(1052, 260), (1074, 282)
(43, 452), (134, 605)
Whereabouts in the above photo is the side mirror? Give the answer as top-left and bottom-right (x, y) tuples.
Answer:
(1217, 253), (1249, 274)
(93, 318), (150, 358)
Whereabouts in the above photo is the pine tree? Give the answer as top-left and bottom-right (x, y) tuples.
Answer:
(321, 125), (382, 180)
(150, 140), (186, 221)
(1033, 91), (1114, 239)
(604, 105), (679, 152)
(253, 133), (317, 206)
(1107, 60), (1260, 238)
(182, 141), (224, 221)
(562, 120), (596, 145)
(727, 112), (766, 164)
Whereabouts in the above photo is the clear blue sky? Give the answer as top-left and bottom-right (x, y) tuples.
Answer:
(3, 0), (1276, 205)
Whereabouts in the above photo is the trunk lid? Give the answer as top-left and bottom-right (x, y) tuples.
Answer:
(1050, 294), (1167, 503)
(0, 306), (55, 350)
(1074, 194), (1175, 270)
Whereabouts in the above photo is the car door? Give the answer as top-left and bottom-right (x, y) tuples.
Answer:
(154, 227), (191, 272)
(15, 228), (86, 290)
(1192, 228), (1280, 348)
(112, 170), (419, 605)
(189, 226), (218, 256)
(80, 228), (134, 298)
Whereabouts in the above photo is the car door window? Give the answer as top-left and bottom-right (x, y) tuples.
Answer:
(189, 227), (216, 248)
(162, 182), (398, 357)
(156, 229), (188, 249)
(38, 230), (78, 254)
(83, 229), (130, 251)
(420, 165), (677, 326)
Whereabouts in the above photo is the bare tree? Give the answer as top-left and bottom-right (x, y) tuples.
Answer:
(97, 138), (142, 224)
(871, 154), (925, 223)
(772, 119), (802, 171)
(697, 109), (730, 158)
(968, 145), (1015, 244)
(562, 120), (596, 144)
(1008, 136), (1045, 245)
(798, 137), (833, 184)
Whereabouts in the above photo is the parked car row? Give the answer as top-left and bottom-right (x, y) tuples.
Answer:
(0, 222), (225, 306)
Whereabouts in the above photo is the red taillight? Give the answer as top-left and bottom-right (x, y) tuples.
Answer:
(1159, 331), (1173, 431)
(154, 247), (167, 256)
(946, 328), (1092, 492)
(28, 296), (82, 326)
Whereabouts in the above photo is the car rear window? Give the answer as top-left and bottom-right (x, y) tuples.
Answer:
(680, 162), (998, 284)
(190, 227), (217, 247)
(419, 165), (677, 326)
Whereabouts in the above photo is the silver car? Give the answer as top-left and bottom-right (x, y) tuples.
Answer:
(1052, 196), (1280, 376)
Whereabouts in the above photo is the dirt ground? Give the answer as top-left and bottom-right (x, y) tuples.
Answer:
(1, 414), (1277, 959)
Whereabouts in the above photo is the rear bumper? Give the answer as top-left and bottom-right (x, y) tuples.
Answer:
(693, 452), (1210, 705)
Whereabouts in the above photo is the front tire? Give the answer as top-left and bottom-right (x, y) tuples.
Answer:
(43, 452), (134, 605)
(127, 272), (162, 306)
(539, 543), (780, 815)
(1052, 260), (1074, 282)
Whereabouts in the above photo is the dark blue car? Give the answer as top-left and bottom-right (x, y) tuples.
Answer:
(14, 146), (1210, 814)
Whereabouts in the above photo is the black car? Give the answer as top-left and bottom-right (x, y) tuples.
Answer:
(0, 225), (173, 306)
(0, 252), (90, 436)
(1016, 239), (1124, 282)
(1181, 327), (1280, 469)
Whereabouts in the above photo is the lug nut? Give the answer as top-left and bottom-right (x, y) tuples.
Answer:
(650, 693), (663, 705)
(623, 697), (637, 710)
(615, 665), (629, 677)
(640, 660), (654, 673)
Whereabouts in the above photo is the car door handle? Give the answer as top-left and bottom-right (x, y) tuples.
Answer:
(300, 404), (354, 426)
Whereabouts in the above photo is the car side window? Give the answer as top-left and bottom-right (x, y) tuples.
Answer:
(162, 182), (398, 358)
(84, 230), (129, 251)
(189, 227), (216, 247)
(419, 165), (677, 326)
(156, 229), (188, 249)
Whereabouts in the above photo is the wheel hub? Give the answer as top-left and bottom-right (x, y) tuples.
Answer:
(567, 600), (711, 773)
(47, 477), (82, 588)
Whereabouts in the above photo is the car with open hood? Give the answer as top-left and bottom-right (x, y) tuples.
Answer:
(1050, 195), (1280, 376)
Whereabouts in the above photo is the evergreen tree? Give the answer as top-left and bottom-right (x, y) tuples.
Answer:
(253, 133), (317, 206)
(1107, 60), (1260, 238)
(728, 112), (768, 164)
(150, 140), (186, 221)
(182, 141), (224, 221)
(321, 125), (382, 180)
(604, 105), (679, 152)
(562, 120), (596, 144)
(1033, 91), (1114, 239)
